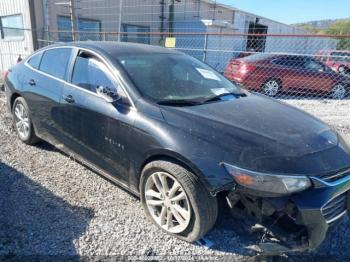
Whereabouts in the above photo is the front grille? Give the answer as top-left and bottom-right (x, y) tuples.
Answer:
(318, 167), (350, 183)
(322, 193), (347, 223)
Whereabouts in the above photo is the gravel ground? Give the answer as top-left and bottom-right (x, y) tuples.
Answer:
(0, 95), (349, 260)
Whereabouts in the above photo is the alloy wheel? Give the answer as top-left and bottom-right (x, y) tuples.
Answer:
(144, 171), (191, 234)
(338, 66), (345, 74)
(14, 103), (30, 139)
(331, 84), (346, 99)
(263, 80), (280, 97)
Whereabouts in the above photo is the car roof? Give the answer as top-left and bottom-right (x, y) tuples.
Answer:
(238, 53), (279, 62)
(46, 41), (181, 57)
(236, 53), (320, 64)
(317, 50), (350, 54)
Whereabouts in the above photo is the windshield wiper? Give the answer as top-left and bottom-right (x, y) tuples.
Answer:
(203, 92), (247, 103)
(157, 99), (203, 106)
(157, 93), (247, 106)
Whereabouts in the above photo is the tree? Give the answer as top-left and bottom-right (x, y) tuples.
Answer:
(324, 20), (350, 50)
(297, 24), (321, 34)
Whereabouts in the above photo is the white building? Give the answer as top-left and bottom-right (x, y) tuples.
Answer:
(0, 0), (337, 73)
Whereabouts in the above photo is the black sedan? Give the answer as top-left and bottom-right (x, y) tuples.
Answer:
(4, 42), (350, 253)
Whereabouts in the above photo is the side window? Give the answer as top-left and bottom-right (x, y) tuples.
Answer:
(272, 58), (286, 66)
(27, 52), (42, 69)
(71, 52), (117, 94)
(304, 60), (325, 71)
(39, 48), (72, 79)
(273, 57), (304, 68)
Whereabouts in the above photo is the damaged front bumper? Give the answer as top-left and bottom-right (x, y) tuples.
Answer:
(226, 173), (350, 254)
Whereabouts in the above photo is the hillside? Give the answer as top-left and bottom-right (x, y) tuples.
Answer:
(294, 19), (350, 49)
(294, 18), (349, 30)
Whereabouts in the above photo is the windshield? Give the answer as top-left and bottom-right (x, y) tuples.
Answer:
(330, 52), (350, 63)
(116, 53), (242, 103)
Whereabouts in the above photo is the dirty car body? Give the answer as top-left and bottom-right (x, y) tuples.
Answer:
(4, 42), (350, 253)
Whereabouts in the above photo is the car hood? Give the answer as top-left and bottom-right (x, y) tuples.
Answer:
(160, 94), (350, 175)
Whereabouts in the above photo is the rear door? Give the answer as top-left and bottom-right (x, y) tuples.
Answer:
(24, 47), (73, 143)
(60, 49), (134, 183)
(302, 59), (335, 93)
(272, 56), (306, 91)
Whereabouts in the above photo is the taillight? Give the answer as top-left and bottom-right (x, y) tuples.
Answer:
(227, 61), (240, 73)
(3, 70), (9, 80)
(239, 63), (256, 74)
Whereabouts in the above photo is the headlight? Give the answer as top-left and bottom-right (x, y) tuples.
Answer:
(223, 163), (311, 195)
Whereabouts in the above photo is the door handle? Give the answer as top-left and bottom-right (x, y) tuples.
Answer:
(28, 79), (36, 86)
(63, 95), (75, 104)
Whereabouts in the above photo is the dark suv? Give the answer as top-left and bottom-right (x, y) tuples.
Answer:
(4, 42), (350, 253)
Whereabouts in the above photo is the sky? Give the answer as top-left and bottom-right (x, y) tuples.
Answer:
(218, 0), (350, 24)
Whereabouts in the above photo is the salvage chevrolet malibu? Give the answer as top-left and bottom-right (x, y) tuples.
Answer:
(4, 42), (350, 253)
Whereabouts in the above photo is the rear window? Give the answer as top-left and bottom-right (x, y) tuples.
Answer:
(39, 48), (72, 79)
(27, 52), (42, 69)
(241, 53), (275, 62)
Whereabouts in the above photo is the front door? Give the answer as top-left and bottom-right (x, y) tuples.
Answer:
(302, 59), (335, 94)
(60, 50), (134, 183)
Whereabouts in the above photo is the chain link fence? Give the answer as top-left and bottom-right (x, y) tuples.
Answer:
(1, 0), (350, 100)
(30, 29), (350, 100)
(1, 30), (350, 100)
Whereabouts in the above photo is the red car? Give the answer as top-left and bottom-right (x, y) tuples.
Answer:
(316, 50), (350, 74)
(224, 54), (350, 99)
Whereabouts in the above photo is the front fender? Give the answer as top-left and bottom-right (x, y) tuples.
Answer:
(128, 128), (235, 194)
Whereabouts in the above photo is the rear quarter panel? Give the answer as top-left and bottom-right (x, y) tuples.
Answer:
(5, 63), (26, 111)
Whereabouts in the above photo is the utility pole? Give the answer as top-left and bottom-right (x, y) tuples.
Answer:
(212, 0), (217, 21)
(168, 0), (174, 36)
(55, 0), (77, 41)
(43, 0), (50, 46)
(159, 0), (166, 44)
(118, 0), (123, 42)
(69, 0), (77, 41)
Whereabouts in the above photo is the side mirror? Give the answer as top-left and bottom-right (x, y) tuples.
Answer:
(317, 65), (326, 73)
(96, 85), (120, 102)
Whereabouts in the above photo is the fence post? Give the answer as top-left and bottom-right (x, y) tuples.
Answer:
(0, 53), (4, 74)
(203, 33), (208, 63)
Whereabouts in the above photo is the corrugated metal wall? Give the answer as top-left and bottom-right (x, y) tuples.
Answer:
(0, 0), (34, 73)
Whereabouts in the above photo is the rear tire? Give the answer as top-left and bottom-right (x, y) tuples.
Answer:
(12, 97), (39, 145)
(338, 65), (349, 75)
(262, 79), (281, 97)
(140, 160), (218, 242)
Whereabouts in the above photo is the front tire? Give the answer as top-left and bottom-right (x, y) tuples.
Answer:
(12, 97), (39, 145)
(339, 66), (350, 76)
(330, 84), (346, 99)
(140, 160), (218, 242)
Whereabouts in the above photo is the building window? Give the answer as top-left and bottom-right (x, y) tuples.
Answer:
(246, 21), (268, 52)
(122, 24), (150, 44)
(0, 14), (24, 39)
(57, 16), (101, 42)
